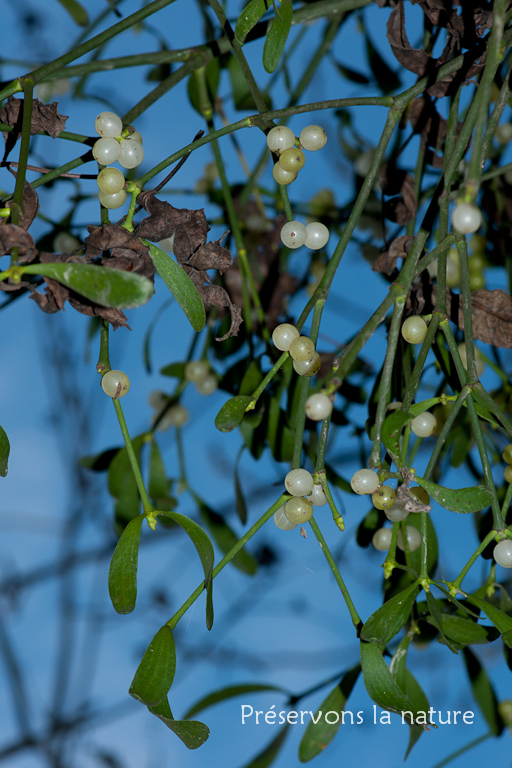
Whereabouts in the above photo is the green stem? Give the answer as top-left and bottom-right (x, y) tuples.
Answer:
(451, 530), (498, 590)
(10, 78), (35, 242)
(428, 732), (493, 768)
(309, 517), (361, 628)
(96, 319), (111, 375)
(113, 399), (154, 515)
(167, 495), (287, 630)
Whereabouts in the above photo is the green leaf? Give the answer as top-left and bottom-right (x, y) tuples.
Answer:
(241, 725), (289, 768)
(215, 395), (253, 432)
(160, 361), (186, 379)
(381, 409), (413, 466)
(149, 697), (210, 749)
(187, 58), (220, 117)
(108, 514), (144, 614)
(234, 448), (248, 525)
(148, 439), (171, 503)
(158, 511), (214, 629)
(360, 641), (421, 722)
(430, 614), (499, 647)
(108, 436), (145, 525)
(403, 669), (430, 758)
(184, 683), (285, 719)
(146, 242), (205, 331)
(360, 583), (419, 647)
(55, 0), (89, 26)
(333, 60), (370, 85)
(464, 594), (512, 647)
(0, 425), (10, 477)
(235, 0), (272, 43)
(425, 591), (459, 654)
(79, 446), (120, 472)
(298, 666), (360, 762)
(130, 625), (176, 707)
(23, 263), (153, 309)
(262, 0), (293, 74)
(413, 477), (494, 513)
(227, 55), (270, 111)
(407, 513), (438, 577)
(463, 647), (504, 735)
(199, 503), (257, 575)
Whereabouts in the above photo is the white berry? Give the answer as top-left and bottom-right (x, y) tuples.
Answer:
(95, 111), (123, 138)
(372, 527), (392, 551)
(350, 469), (379, 495)
(452, 202), (482, 234)
(274, 504), (297, 530)
(272, 164), (297, 185)
(284, 497), (314, 524)
(185, 360), (210, 382)
(496, 123), (512, 144)
(97, 167), (125, 195)
(92, 137), (121, 165)
(266, 126), (296, 154)
(289, 336), (315, 362)
(118, 138), (144, 169)
(299, 125), (327, 152)
(98, 189), (127, 209)
(385, 501), (409, 522)
(101, 369), (130, 398)
(195, 374), (218, 396)
(306, 393), (333, 421)
(493, 540), (512, 568)
(397, 525), (421, 552)
(411, 412), (437, 438)
(158, 403), (189, 429)
(285, 468), (314, 497)
(127, 128), (143, 144)
(281, 221), (307, 249)
(293, 352), (321, 376)
(402, 316), (428, 344)
(305, 222), (329, 250)
(308, 482), (327, 506)
(458, 342), (485, 377)
(272, 323), (299, 351)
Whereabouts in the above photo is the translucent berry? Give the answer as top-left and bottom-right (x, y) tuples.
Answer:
(266, 126), (296, 155)
(95, 111), (123, 138)
(272, 323), (299, 351)
(127, 128), (143, 144)
(93, 137), (121, 165)
(351, 469), (380, 495)
(97, 167), (125, 195)
(159, 403), (189, 429)
(305, 393), (333, 421)
(372, 527), (392, 551)
(493, 540), (512, 568)
(185, 360), (210, 383)
(452, 202), (482, 234)
(308, 482), (327, 506)
(293, 352), (321, 376)
(279, 148), (305, 173)
(402, 316), (428, 344)
(101, 369), (130, 398)
(284, 497), (314, 524)
(281, 220), (307, 249)
(299, 125), (327, 152)
(274, 504), (298, 530)
(272, 164), (297, 185)
(458, 342), (486, 377)
(496, 123), (512, 144)
(385, 501), (409, 522)
(469, 272), (485, 291)
(195, 374), (218, 396)
(98, 189), (127, 209)
(285, 468), (314, 497)
(411, 412), (437, 438)
(372, 486), (396, 510)
(505, 465), (512, 484)
(118, 138), (144, 169)
(397, 525), (421, 552)
(304, 222), (329, 251)
(502, 444), (512, 464)
(289, 336), (315, 362)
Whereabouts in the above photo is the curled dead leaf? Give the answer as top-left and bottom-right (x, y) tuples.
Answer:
(373, 235), (414, 275)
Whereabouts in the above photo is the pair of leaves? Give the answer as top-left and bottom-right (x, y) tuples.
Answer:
(235, 0), (293, 73)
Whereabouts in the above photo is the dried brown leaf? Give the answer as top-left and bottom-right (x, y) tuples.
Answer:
(136, 193), (209, 247)
(448, 288), (512, 349)
(85, 224), (154, 280)
(199, 283), (243, 340)
(380, 164), (417, 225)
(0, 96), (68, 143)
(0, 169), (40, 230)
(0, 224), (36, 263)
(373, 235), (414, 275)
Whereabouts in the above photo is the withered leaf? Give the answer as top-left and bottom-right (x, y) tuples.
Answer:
(407, 97), (465, 168)
(373, 235), (414, 275)
(85, 224), (154, 281)
(1, 169), (40, 230)
(186, 233), (232, 273)
(0, 96), (68, 143)
(379, 164), (417, 225)
(199, 283), (243, 340)
(136, 193), (209, 248)
(448, 288), (512, 349)
(387, 2), (431, 77)
(0, 224), (36, 263)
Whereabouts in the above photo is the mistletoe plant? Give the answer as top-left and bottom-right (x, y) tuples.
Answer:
(2, 0), (512, 766)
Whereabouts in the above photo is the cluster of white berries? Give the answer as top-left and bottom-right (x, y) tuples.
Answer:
(372, 525), (421, 553)
(274, 468), (327, 531)
(184, 360), (218, 396)
(272, 322), (321, 377)
(93, 111), (144, 209)
(101, 369), (130, 398)
(280, 219), (329, 251)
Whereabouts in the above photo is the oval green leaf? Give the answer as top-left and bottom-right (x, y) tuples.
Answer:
(108, 514), (144, 614)
(129, 625), (176, 706)
(414, 476), (494, 513)
(360, 582), (419, 647)
(146, 242), (205, 332)
(184, 683), (285, 719)
(235, 0), (272, 44)
(463, 647), (504, 736)
(360, 640), (421, 722)
(108, 436), (145, 525)
(149, 697), (210, 749)
(464, 593), (512, 647)
(429, 613), (499, 647)
(425, 591), (458, 655)
(298, 666), (360, 762)
(22, 263), (154, 309)
(215, 395), (253, 432)
(158, 510), (214, 630)
(0, 425), (10, 477)
(381, 409), (413, 466)
(262, 0), (293, 74)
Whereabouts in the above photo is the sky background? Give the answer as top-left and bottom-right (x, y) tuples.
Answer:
(0, 1), (511, 767)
